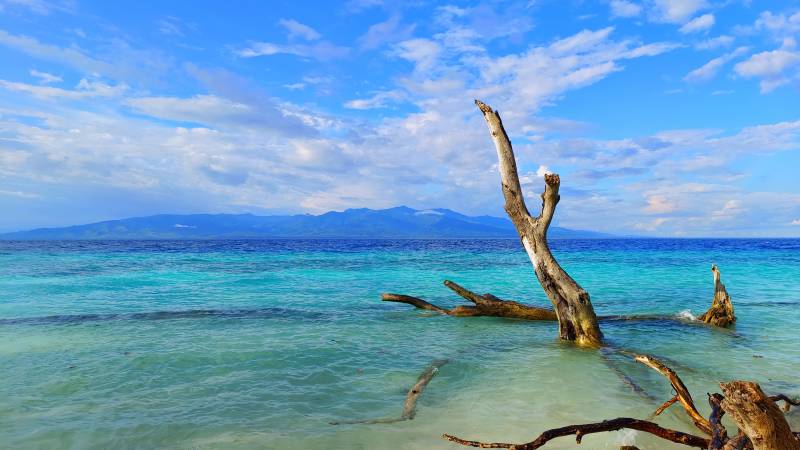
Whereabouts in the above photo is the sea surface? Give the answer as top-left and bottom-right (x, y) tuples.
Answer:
(1, 239), (799, 449)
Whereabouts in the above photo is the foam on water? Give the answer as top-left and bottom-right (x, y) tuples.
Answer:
(1, 239), (799, 449)
(676, 309), (697, 321)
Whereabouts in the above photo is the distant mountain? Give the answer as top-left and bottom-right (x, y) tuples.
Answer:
(0, 206), (615, 240)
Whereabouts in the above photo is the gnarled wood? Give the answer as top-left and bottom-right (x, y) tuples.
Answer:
(443, 280), (557, 320)
(698, 265), (735, 327)
(633, 354), (713, 435)
(708, 393), (730, 449)
(720, 381), (799, 450)
(443, 418), (709, 449)
(330, 359), (449, 425)
(475, 100), (601, 347)
(381, 281), (556, 321)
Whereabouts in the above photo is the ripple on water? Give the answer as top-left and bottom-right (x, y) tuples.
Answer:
(1, 239), (799, 449)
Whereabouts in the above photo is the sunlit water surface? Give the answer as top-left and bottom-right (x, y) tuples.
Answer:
(1, 239), (799, 449)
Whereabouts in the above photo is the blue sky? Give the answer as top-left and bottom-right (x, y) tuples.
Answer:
(0, 0), (799, 236)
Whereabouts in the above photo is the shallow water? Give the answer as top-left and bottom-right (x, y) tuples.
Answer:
(1, 239), (799, 449)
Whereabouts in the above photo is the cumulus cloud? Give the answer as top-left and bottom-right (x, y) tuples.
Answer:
(649, 0), (708, 24)
(734, 49), (800, 92)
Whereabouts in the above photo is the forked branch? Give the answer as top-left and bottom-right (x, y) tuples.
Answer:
(475, 99), (601, 347)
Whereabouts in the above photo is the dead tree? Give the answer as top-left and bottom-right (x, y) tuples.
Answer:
(473, 100), (602, 346)
(698, 265), (735, 327)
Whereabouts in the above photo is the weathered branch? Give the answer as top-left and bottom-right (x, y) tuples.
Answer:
(720, 381), (800, 450)
(381, 293), (450, 314)
(698, 265), (735, 327)
(330, 359), (448, 425)
(632, 354), (713, 435)
(475, 99), (601, 347)
(443, 418), (709, 449)
(382, 281), (556, 320)
(651, 395), (679, 417)
(443, 280), (557, 320)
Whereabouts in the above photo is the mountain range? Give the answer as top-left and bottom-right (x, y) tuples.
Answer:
(0, 206), (615, 240)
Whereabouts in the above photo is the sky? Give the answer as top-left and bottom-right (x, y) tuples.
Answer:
(0, 0), (799, 236)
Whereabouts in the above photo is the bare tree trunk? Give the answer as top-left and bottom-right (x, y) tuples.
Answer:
(475, 100), (602, 347)
(720, 381), (800, 450)
(699, 265), (735, 327)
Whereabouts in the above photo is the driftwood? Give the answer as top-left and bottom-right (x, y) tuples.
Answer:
(382, 280), (556, 320)
(475, 100), (602, 347)
(632, 354), (712, 435)
(443, 418), (710, 449)
(698, 265), (736, 327)
(444, 355), (800, 449)
(384, 276), (734, 327)
(330, 359), (448, 425)
(720, 381), (800, 450)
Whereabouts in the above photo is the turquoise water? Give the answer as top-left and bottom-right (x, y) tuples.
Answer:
(1, 239), (799, 449)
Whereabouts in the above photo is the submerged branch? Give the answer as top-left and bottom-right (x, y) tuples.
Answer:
(330, 359), (448, 425)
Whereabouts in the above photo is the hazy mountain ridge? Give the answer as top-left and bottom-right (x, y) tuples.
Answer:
(0, 206), (615, 239)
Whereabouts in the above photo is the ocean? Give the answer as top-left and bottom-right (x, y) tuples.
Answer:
(1, 239), (799, 449)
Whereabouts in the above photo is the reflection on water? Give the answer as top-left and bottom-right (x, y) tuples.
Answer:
(1, 239), (799, 449)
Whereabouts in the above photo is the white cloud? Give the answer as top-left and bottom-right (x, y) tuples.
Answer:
(754, 10), (800, 40)
(695, 35), (734, 50)
(609, 0), (642, 18)
(679, 13), (714, 34)
(29, 69), (61, 84)
(0, 78), (127, 99)
(536, 165), (552, 177)
(683, 47), (748, 83)
(650, 0), (708, 24)
(392, 38), (442, 72)
(236, 41), (349, 61)
(344, 90), (405, 109)
(734, 49), (800, 92)
(278, 19), (321, 41)
(792, 219), (800, 225)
